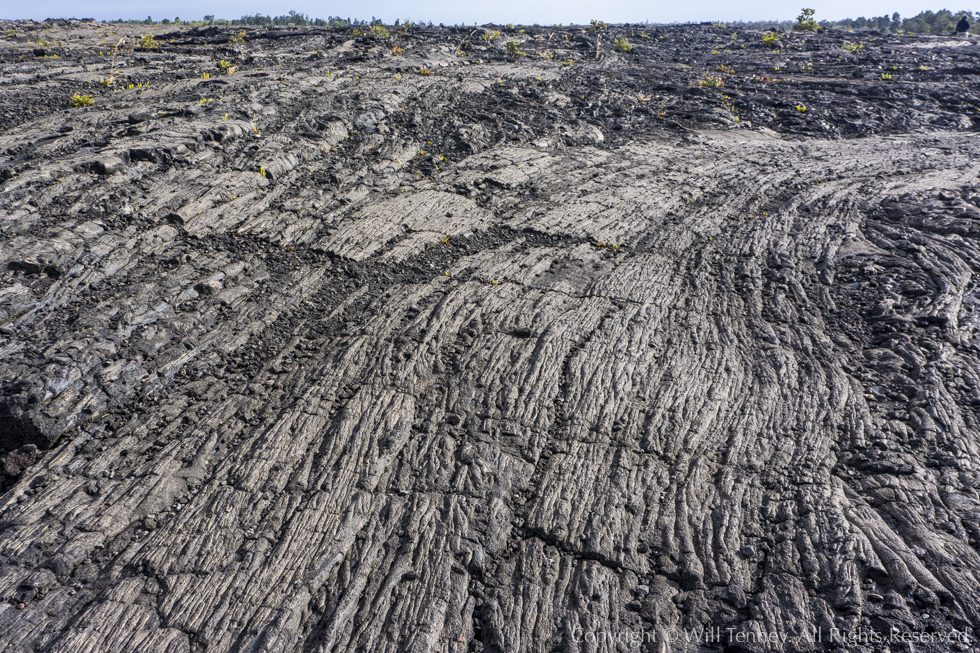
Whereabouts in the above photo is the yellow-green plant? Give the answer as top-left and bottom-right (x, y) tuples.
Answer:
(230, 29), (246, 45)
(481, 29), (501, 43)
(506, 39), (520, 53)
(200, 71), (210, 79)
(698, 74), (724, 87)
(796, 103), (806, 112)
(793, 8), (820, 31)
(369, 24), (389, 38)
(391, 43), (405, 55)
(69, 93), (94, 107)
(590, 19), (608, 31)
(218, 59), (231, 68)
(138, 34), (158, 48)
(841, 40), (862, 52)
(35, 35), (50, 47)
(762, 31), (781, 48)
(614, 36), (634, 52)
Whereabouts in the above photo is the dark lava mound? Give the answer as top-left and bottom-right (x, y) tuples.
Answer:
(1, 18), (980, 653)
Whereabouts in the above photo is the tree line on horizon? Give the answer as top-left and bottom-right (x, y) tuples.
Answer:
(109, 8), (980, 34)
(733, 8), (979, 33)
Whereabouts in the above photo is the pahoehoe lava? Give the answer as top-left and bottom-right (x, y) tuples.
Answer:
(1, 17), (980, 653)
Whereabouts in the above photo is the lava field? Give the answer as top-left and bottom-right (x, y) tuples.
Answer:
(1, 17), (980, 653)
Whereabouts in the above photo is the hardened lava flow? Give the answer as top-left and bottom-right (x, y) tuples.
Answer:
(1, 18), (980, 652)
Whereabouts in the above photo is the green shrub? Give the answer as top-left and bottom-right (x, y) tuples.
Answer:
(69, 93), (94, 107)
(762, 31), (781, 48)
(613, 36), (634, 52)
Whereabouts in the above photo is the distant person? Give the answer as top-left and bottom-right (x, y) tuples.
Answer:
(956, 15), (971, 36)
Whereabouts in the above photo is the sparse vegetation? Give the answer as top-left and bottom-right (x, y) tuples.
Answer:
(200, 71), (210, 79)
(762, 31), (781, 49)
(590, 19), (608, 31)
(793, 8), (820, 31)
(230, 30), (246, 45)
(69, 93), (94, 107)
(391, 43), (405, 56)
(137, 34), (158, 48)
(841, 41), (863, 52)
(699, 74), (724, 87)
(481, 29), (501, 43)
(369, 24), (390, 39)
(417, 65), (431, 75)
(796, 103), (807, 112)
(613, 37), (634, 53)
(100, 38), (126, 86)
(506, 39), (520, 54)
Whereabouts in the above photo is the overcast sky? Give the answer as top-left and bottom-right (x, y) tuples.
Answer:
(3, 0), (962, 25)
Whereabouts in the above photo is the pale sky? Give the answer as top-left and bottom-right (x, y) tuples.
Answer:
(2, 0), (964, 25)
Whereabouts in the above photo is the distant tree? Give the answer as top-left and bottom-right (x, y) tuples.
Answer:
(793, 7), (820, 30)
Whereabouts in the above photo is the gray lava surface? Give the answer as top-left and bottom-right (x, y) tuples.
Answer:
(1, 17), (980, 653)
